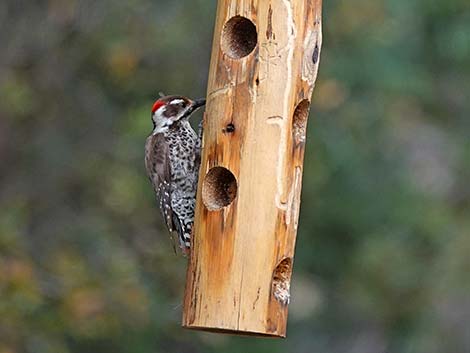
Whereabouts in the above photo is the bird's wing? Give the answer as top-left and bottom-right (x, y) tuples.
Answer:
(145, 133), (174, 235)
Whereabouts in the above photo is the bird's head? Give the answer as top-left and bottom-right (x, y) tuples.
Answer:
(151, 95), (206, 133)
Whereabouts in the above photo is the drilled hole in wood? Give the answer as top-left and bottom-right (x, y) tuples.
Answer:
(202, 167), (237, 211)
(221, 16), (257, 59)
(272, 257), (292, 305)
(293, 99), (310, 144)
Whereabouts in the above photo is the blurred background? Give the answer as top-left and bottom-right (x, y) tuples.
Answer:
(1, 0), (469, 352)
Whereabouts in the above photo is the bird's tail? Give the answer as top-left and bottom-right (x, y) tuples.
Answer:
(172, 213), (191, 255)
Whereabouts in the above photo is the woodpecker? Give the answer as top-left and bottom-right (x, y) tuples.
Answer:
(145, 95), (206, 254)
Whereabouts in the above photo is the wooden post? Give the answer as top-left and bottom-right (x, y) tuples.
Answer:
(183, 0), (322, 337)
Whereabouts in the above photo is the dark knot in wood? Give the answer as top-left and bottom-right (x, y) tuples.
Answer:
(223, 123), (235, 134)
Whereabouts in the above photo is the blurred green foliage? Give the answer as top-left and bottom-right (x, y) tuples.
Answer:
(1, 0), (469, 352)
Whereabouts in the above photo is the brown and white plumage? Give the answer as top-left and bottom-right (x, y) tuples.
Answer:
(145, 95), (205, 254)
(145, 133), (173, 233)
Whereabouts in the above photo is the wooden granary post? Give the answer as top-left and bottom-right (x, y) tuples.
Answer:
(183, 0), (322, 337)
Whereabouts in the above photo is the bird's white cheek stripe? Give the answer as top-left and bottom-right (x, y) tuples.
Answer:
(170, 99), (184, 105)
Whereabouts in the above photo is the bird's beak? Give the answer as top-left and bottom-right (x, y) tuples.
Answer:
(182, 98), (206, 120)
(192, 98), (206, 109)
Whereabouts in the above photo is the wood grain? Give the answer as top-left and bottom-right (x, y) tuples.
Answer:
(183, 0), (322, 337)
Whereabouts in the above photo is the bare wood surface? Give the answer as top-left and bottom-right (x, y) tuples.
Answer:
(183, 0), (322, 337)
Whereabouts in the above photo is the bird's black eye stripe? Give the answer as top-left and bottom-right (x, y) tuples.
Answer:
(162, 104), (179, 117)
